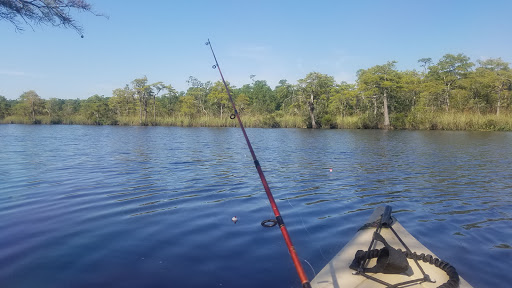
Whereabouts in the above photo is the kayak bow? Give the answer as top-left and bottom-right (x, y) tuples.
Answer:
(311, 206), (473, 288)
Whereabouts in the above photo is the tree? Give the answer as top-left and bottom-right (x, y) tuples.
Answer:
(61, 99), (80, 123)
(237, 84), (254, 110)
(80, 94), (112, 125)
(0, 0), (105, 36)
(151, 82), (165, 122)
(297, 72), (335, 128)
(131, 76), (152, 125)
(329, 82), (357, 118)
(0, 95), (10, 119)
(274, 79), (294, 111)
(207, 81), (231, 118)
(357, 61), (401, 128)
(18, 90), (44, 123)
(235, 93), (250, 113)
(45, 97), (63, 123)
(186, 76), (211, 116)
(418, 78), (445, 112)
(160, 84), (179, 117)
(397, 70), (422, 112)
(110, 85), (136, 117)
(249, 80), (275, 114)
(179, 95), (196, 118)
(418, 58), (432, 75)
(428, 53), (474, 111)
(476, 58), (512, 115)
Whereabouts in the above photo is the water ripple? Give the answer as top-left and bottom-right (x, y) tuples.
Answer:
(0, 126), (511, 288)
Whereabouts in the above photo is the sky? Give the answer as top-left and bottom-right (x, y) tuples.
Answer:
(1, 0), (512, 100)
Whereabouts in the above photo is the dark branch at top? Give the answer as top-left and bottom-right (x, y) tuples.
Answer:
(0, 0), (107, 36)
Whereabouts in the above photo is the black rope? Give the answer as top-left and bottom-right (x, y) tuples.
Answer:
(404, 250), (459, 288)
(358, 219), (381, 231)
(353, 248), (459, 288)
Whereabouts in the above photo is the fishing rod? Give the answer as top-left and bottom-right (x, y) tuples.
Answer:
(205, 39), (312, 288)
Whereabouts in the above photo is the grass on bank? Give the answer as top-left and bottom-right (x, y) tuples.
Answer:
(405, 112), (512, 131)
(2, 112), (511, 131)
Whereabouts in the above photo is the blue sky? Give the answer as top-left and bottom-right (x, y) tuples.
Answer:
(1, 0), (511, 100)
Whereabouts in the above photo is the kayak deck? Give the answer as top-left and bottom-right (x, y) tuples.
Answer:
(311, 207), (472, 288)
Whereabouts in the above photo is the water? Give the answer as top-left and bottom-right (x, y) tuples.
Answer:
(1, 125), (511, 288)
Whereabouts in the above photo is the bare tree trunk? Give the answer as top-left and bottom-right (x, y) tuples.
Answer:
(383, 90), (390, 128)
(308, 92), (317, 128)
(139, 97), (143, 125)
(497, 90), (501, 116)
(31, 100), (35, 122)
(373, 96), (377, 115)
(445, 83), (450, 112)
(144, 100), (148, 124)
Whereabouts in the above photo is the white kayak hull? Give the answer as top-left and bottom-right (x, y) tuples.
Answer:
(311, 207), (472, 288)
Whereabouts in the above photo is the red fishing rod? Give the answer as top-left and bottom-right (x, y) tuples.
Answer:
(205, 39), (312, 288)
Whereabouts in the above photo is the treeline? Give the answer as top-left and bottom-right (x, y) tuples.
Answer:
(1, 53), (511, 130)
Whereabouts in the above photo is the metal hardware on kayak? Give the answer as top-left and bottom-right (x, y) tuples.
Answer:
(206, 39), (312, 288)
(261, 219), (278, 227)
(380, 205), (393, 227)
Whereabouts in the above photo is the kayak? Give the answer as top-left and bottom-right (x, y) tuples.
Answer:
(310, 206), (473, 288)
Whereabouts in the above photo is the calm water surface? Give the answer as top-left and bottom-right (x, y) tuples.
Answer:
(1, 125), (511, 288)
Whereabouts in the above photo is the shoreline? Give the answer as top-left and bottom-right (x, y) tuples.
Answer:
(2, 112), (511, 131)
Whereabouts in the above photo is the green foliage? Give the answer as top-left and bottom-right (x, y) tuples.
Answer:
(357, 61), (401, 128)
(328, 82), (357, 117)
(80, 94), (116, 125)
(179, 95), (197, 117)
(274, 79), (293, 111)
(426, 53), (474, 112)
(207, 81), (231, 118)
(250, 80), (276, 114)
(2, 53), (512, 131)
(111, 85), (136, 117)
(17, 90), (44, 123)
(0, 96), (13, 119)
(297, 72), (336, 128)
(358, 113), (380, 129)
(320, 114), (336, 129)
(262, 114), (281, 128)
(390, 113), (407, 129)
(186, 77), (211, 117)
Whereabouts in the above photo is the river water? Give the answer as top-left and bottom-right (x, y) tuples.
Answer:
(0, 125), (511, 288)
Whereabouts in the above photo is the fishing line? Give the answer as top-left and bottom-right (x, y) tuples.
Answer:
(302, 258), (316, 277)
(300, 215), (330, 262)
(205, 39), (312, 288)
(283, 188), (296, 208)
